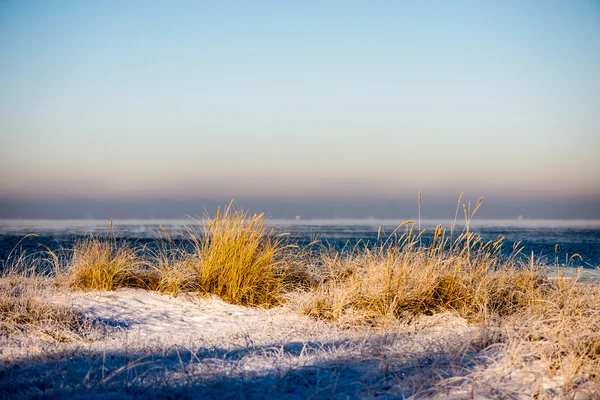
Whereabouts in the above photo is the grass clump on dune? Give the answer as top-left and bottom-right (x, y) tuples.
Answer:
(301, 197), (549, 324)
(62, 206), (288, 305)
(302, 239), (546, 324)
(67, 235), (145, 291)
(190, 203), (286, 307)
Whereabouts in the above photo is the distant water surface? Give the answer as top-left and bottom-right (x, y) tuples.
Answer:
(1, 219), (599, 271)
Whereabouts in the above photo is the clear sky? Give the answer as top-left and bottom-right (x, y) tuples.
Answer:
(1, 1), (599, 218)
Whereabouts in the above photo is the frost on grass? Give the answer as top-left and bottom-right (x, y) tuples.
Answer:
(0, 278), (107, 361)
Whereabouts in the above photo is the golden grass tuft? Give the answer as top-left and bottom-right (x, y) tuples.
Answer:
(189, 203), (286, 307)
(67, 236), (145, 291)
(61, 208), (288, 304)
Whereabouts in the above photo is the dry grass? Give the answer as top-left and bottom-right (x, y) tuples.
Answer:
(430, 276), (600, 399)
(61, 205), (288, 306)
(0, 246), (100, 343)
(189, 203), (287, 306)
(301, 230), (547, 325)
(297, 198), (553, 325)
(148, 230), (198, 297)
(67, 235), (146, 291)
(508, 276), (600, 395)
(0, 277), (102, 343)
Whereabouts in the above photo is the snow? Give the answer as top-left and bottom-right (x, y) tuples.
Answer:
(0, 289), (571, 399)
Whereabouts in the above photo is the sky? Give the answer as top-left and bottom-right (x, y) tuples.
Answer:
(0, 1), (599, 219)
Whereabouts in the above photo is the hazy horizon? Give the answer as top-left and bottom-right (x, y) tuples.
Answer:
(1, 1), (599, 218)
(1, 193), (599, 220)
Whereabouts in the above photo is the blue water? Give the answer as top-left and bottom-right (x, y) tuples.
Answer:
(1, 219), (599, 271)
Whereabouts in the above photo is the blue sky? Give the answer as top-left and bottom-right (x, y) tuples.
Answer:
(0, 1), (599, 217)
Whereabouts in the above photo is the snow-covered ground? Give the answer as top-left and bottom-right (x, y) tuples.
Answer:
(0, 289), (571, 399)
